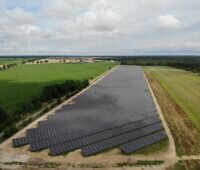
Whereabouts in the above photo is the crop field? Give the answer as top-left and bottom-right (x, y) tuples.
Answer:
(144, 66), (200, 130)
(144, 66), (200, 155)
(0, 58), (25, 65)
(0, 62), (116, 113)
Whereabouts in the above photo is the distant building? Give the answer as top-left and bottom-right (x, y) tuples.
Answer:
(26, 57), (95, 64)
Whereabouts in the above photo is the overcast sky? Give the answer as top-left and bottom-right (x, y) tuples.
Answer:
(0, 0), (200, 55)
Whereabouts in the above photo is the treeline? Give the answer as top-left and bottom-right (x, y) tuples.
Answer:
(120, 57), (200, 73)
(0, 79), (89, 139)
(22, 58), (41, 64)
(0, 63), (17, 71)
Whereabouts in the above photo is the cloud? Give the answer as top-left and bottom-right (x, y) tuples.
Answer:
(49, 0), (121, 34)
(18, 25), (41, 35)
(78, 0), (121, 32)
(0, 0), (200, 55)
(42, 0), (92, 19)
(6, 7), (37, 24)
(156, 14), (181, 30)
(141, 0), (168, 8)
(42, 0), (72, 19)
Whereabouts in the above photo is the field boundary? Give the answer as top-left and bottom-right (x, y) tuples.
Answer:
(143, 69), (177, 167)
(0, 65), (119, 149)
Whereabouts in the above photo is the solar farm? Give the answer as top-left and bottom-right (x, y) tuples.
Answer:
(12, 66), (167, 156)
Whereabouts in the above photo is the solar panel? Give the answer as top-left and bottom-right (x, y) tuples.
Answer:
(81, 123), (163, 157)
(48, 117), (161, 155)
(121, 131), (167, 154)
(26, 111), (156, 144)
(27, 108), (157, 138)
(12, 137), (28, 147)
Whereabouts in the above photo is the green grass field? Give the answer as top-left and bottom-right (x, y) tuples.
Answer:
(0, 58), (26, 65)
(0, 62), (117, 113)
(144, 66), (200, 130)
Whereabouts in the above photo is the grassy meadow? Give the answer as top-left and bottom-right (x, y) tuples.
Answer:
(0, 62), (117, 113)
(144, 66), (200, 130)
(144, 66), (200, 155)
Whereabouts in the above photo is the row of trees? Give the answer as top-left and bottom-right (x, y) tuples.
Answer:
(36, 60), (48, 64)
(0, 107), (10, 131)
(120, 57), (200, 73)
(0, 79), (89, 139)
(22, 58), (42, 64)
(0, 63), (17, 71)
(15, 80), (89, 116)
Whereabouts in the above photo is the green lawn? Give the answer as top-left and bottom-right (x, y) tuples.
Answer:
(0, 62), (117, 113)
(144, 66), (200, 130)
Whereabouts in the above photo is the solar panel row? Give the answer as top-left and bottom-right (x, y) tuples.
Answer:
(121, 131), (167, 154)
(38, 107), (156, 128)
(26, 109), (155, 143)
(49, 117), (161, 155)
(12, 137), (28, 147)
(13, 113), (157, 147)
(26, 110), (156, 140)
(31, 116), (159, 152)
(81, 123), (163, 157)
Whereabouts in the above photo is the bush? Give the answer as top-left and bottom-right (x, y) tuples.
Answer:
(0, 106), (9, 131)
(0, 106), (8, 122)
(7, 63), (17, 69)
(3, 124), (17, 138)
(43, 107), (49, 113)
(41, 80), (89, 101)
(57, 98), (62, 104)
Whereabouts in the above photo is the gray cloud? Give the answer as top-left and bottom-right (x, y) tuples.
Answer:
(156, 14), (181, 30)
(0, 0), (200, 55)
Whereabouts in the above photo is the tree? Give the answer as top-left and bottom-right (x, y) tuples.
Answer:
(0, 107), (9, 131)
(0, 106), (8, 124)
(3, 124), (17, 138)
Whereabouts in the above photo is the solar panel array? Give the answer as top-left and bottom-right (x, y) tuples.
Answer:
(50, 117), (161, 156)
(12, 66), (167, 156)
(121, 131), (167, 154)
